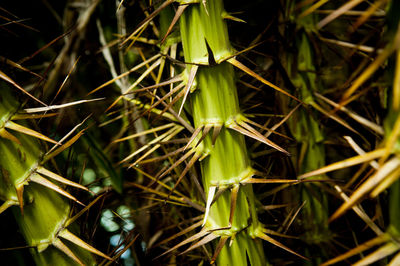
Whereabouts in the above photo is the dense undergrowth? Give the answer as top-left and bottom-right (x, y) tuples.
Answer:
(1, 0), (400, 265)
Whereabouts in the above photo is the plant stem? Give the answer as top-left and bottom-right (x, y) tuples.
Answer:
(180, 1), (266, 264)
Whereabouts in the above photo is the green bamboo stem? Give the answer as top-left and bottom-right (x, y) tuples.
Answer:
(279, 4), (331, 261)
(0, 87), (96, 265)
(180, 1), (266, 264)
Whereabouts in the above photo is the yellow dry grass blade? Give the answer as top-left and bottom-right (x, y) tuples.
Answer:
(128, 182), (186, 204)
(193, 125), (212, 149)
(88, 54), (161, 95)
(36, 166), (88, 192)
(179, 233), (218, 255)
(319, 36), (381, 53)
(66, 193), (106, 227)
(53, 238), (84, 266)
(157, 229), (209, 259)
(371, 167), (400, 197)
(113, 123), (175, 143)
(129, 126), (184, 167)
(167, 152), (202, 199)
(147, 91), (195, 132)
(330, 156), (400, 222)
(12, 113), (58, 120)
(320, 234), (390, 266)
(18, 30), (71, 64)
(315, 93), (384, 135)
(131, 165), (186, 198)
(257, 232), (308, 260)
(59, 229), (112, 260)
(161, 4), (188, 44)
(106, 58), (162, 112)
(103, 234), (139, 266)
(5, 121), (58, 144)
(136, 81), (186, 122)
(310, 101), (359, 135)
(155, 220), (203, 247)
(0, 70), (46, 106)
(389, 252), (400, 266)
(133, 75), (183, 93)
(340, 25), (400, 107)
(140, 196), (190, 207)
(344, 136), (379, 170)
(131, 140), (174, 167)
(120, 125), (179, 164)
(122, 0), (174, 46)
(0, 56), (42, 79)
(122, 0), (175, 49)
(245, 118), (292, 141)
(262, 228), (299, 239)
(243, 177), (302, 184)
(24, 98), (103, 113)
(353, 242), (399, 266)
(299, 148), (386, 179)
(317, 0), (364, 29)
(0, 128), (21, 144)
(30, 174), (85, 206)
(44, 128), (86, 162)
(138, 49), (158, 82)
(227, 58), (302, 103)
(350, 0), (388, 32)
(54, 56), (80, 101)
(333, 185), (383, 236)
(227, 118), (289, 155)
(184, 125), (204, 151)
(157, 148), (196, 180)
(298, 0), (331, 18)
(128, 99), (177, 122)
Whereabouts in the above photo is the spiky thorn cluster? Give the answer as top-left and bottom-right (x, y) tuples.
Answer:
(0, 83), (111, 265)
(282, 1), (400, 265)
(93, 0), (323, 264)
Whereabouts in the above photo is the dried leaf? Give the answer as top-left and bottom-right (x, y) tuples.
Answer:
(321, 234), (389, 266)
(53, 238), (84, 266)
(180, 233), (218, 255)
(36, 166), (89, 192)
(59, 229), (112, 260)
(0, 70), (46, 106)
(5, 121), (58, 144)
(30, 174), (84, 206)
(0, 128), (20, 144)
(24, 98), (103, 113)
(161, 4), (188, 43)
(330, 157), (400, 221)
(353, 242), (399, 266)
(157, 230), (209, 258)
(227, 58), (301, 103)
(258, 232), (308, 260)
(299, 149), (386, 179)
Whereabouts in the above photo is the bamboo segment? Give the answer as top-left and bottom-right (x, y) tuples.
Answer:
(180, 1), (267, 264)
(0, 87), (97, 265)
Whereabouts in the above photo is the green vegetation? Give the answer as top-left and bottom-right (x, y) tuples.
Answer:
(1, 0), (400, 265)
